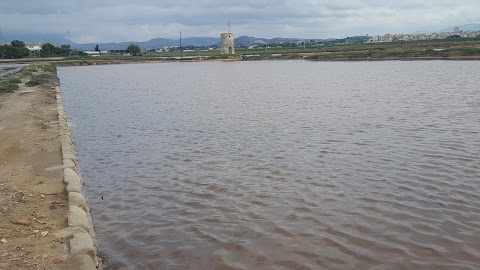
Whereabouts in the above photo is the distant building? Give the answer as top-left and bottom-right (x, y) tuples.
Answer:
(108, 50), (130, 55)
(220, 32), (235, 54)
(454, 26), (460, 33)
(83, 51), (101, 56)
(26, 45), (42, 57)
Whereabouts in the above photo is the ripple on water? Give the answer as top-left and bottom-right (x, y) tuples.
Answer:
(59, 61), (480, 270)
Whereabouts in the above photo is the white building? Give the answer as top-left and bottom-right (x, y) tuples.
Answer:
(26, 45), (42, 57)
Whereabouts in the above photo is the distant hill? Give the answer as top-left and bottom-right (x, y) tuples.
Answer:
(1, 33), (347, 51)
(72, 37), (220, 51)
(0, 33), (219, 50)
(234, 36), (304, 46)
(440, 23), (480, 32)
(72, 36), (326, 51)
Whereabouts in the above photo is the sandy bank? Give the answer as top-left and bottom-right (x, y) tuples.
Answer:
(0, 65), (99, 270)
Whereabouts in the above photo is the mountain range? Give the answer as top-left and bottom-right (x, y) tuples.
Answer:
(68, 36), (321, 51)
(71, 37), (219, 51)
(2, 34), (320, 50)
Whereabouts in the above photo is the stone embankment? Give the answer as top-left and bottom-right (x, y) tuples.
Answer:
(55, 86), (100, 270)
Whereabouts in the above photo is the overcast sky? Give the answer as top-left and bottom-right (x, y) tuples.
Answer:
(1, 0), (479, 43)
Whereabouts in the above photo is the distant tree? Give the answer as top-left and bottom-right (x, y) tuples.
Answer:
(94, 44), (99, 52)
(20, 46), (29, 57)
(127, 44), (141, 56)
(41, 43), (56, 57)
(59, 44), (71, 56)
(0, 44), (25, 58)
(11, 40), (26, 48)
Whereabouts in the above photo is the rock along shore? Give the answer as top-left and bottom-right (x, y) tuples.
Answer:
(56, 84), (101, 269)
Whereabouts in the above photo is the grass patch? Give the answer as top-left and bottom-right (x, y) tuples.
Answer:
(23, 65), (38, 72)
(37, 64), (55, 72)
(445, 47), (480, 55)
(21, 70), (34, 77)
(7, 76), (22, 84)
(21, 65), (38, 77)
(0, 80), (20, 93)
(25, 73), (57, 87)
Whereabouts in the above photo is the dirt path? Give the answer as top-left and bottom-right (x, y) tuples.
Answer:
(0, 73), (70, 270)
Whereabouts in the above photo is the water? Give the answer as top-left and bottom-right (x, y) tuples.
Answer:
(0, 63), (27, 77)
(58, 61), (480, 270)
(0, 63), (27, 70)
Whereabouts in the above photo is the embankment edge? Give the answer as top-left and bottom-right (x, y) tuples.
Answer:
(55, 77), (101, 269)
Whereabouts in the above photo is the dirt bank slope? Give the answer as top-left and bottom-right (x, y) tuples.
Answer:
(0, 70), (70, 270)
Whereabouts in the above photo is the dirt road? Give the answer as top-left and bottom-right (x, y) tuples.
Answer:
(0, 71), (70, 270)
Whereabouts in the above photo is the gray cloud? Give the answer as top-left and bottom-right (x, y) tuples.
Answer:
(1, 0), (479, 43)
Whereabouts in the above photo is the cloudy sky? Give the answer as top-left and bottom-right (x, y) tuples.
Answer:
(1, 0), (479, 43)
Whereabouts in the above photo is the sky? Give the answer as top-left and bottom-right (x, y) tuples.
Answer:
(1, 0), (479, 43)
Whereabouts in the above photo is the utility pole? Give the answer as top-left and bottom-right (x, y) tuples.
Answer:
(0, 25), (3, 60)
(67, 29), (71, 56)
(0, 25), (4, 59)
(179, 31), (182, 60)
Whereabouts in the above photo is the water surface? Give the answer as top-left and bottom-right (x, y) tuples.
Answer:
(58, 61), (480, 269)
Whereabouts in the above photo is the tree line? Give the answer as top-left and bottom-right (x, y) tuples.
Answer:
(0, 40), (71, 59)
(1, 39), (143, 58)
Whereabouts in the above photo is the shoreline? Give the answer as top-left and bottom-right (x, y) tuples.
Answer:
(2, 54), (480, 68)
(56, 79), (100, 269)
(52, 55), (480, 66)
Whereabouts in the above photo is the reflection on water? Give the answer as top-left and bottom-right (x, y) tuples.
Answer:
(58, 61), (480, 270)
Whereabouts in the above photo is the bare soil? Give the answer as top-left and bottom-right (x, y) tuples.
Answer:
(0, 72), (70, 270)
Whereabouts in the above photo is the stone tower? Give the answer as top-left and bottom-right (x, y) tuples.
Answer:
(220, 32), (235, 54)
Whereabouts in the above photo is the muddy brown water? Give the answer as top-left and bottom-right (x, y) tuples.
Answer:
(58, 61), (480, 270)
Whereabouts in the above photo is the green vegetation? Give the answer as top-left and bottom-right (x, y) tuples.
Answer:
(11, 40), (26, 48)
(0, 65), (29, 93)
(37, 63), (55, 72)
(20, 65), (39, 76)
(0, 41), (29, 59)
(0, 62), (58, 94)
(23, 64), (57, 87)
(7, 77), (22, 84)
(127, 44), (141, 56)
(21, 69), (34, 77)
(40, 43), (70, 57)
(25, 73), (57, 87)
(0, 80), (20, 93)
(0, 76), (22, 93)
(0, 39), (72, 59)
(303, 45), (480, 61)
